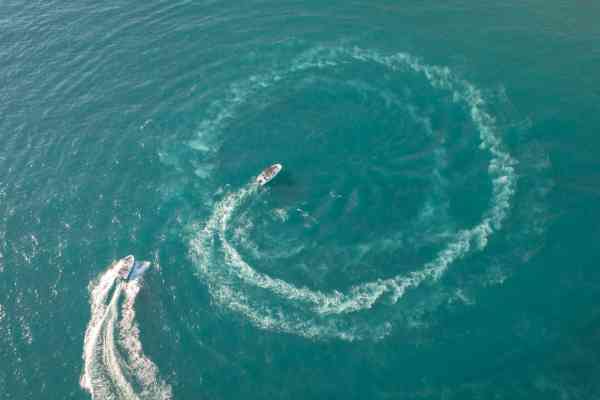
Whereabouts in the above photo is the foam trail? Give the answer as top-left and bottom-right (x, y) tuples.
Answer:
(190, 46), (517, 339)
(81, 260), (171, 399)
(120, 282), (172, 400)
(81, 261), (122, 397)
(104, 284), (139, 400)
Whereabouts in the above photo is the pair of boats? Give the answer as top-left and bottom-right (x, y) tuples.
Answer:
(117, 255), (151, 282)
(117, 164), (282, 279)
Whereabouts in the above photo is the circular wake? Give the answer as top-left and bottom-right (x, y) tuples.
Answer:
(188, 46), (516, 340)
(80, 260), (171, 399)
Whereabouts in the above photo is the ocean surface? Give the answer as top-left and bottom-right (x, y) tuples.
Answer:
(2, 1), (600, 399)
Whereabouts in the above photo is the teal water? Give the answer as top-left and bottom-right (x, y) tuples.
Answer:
(2, 1), (600, 399)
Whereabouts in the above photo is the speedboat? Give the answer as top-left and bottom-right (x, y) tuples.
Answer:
(117, 255), (151, 282)
(256, 163), (282, 186)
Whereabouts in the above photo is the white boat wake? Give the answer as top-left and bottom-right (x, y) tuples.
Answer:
(80, 259), (171, 400)
(188, 46), (517, 341)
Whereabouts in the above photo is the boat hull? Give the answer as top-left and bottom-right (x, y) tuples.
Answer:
(256, 163), (282, 186)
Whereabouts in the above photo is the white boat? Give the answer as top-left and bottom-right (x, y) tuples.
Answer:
(256, 163), (282, 186)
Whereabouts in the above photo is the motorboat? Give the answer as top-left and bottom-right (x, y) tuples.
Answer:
(256, 163), (282, 186)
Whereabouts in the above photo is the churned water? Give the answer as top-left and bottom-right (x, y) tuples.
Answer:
(1, 1), (600, 399)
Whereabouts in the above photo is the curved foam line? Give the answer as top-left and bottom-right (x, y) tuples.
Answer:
(190, 46), (516, 338)
(81, 262), (121, 394)
(120, 282), (173, 399)
(104, 285), (139, 400)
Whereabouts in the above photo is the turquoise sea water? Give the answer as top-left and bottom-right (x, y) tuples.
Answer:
(2, 1), (600, 399)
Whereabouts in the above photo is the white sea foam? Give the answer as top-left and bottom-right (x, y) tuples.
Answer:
(104, 284), (138, 400)
(120, 283), (172, 400)
(81, 261), (121, 396)
(81, 260), (171, 399)
(189, 46), (517, 340)
(273, 208), (289, 222)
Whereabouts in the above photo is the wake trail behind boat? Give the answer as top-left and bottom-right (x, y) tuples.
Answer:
(189, 46), (516, 340)
(81, 258), (172, 400)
